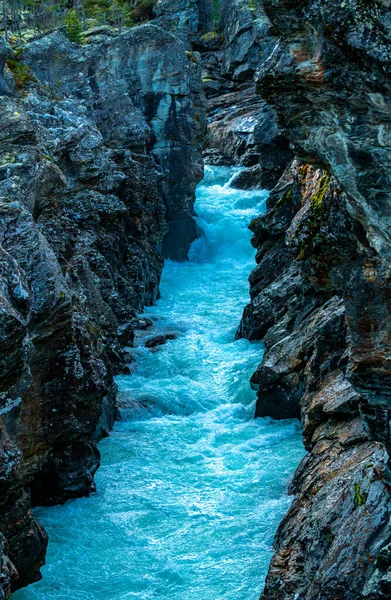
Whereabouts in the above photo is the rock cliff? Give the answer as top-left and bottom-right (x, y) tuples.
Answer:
(0, 24), (205, 596)
(154, 0), (292, 189)
(238, 0), (391, 597)
(2, 0), (391, 597)
(197, 0), (292, 189)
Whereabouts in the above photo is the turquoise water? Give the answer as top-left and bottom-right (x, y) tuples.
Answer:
(13, 166), (304, 600)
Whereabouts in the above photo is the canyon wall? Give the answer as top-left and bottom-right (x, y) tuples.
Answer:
(238, 0), (391, 598)
(0, 25), (205, 597)
(2, 0), (390, 597)
(153, 0), (292, 188)
(196, 0), (292, 190)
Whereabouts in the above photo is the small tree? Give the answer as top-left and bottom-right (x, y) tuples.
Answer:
(110, 0), (134, 32)
(65, 8), (82, 43)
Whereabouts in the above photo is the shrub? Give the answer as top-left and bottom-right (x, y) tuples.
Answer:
(6, 59), (35, 88)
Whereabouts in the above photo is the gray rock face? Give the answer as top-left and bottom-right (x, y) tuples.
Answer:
(154, 0), (292, 189)
(257, 0), (391, 251)
(0, 24), (205, 596)
(239, 26), (391, 591)
(238, 148), (391, 600)
(154, 0), (200, 44)
(22, 25), (206, 261)
(196, 0), (292, 188)
(199, 0), (391, 592)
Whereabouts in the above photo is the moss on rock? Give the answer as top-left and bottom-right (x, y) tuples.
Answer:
(295, 172), (330, 261)
(354, 482), (368, 507)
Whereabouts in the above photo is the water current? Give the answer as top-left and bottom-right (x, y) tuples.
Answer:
(13, 166), (304, 600)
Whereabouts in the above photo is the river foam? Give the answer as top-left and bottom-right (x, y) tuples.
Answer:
(13, 166), (304, 600)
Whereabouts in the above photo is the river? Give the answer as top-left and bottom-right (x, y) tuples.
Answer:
(13, 165), (303, 600)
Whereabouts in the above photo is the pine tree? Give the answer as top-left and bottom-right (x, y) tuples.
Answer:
(110, 0), (134, 32)
(65, 8), (82, 43)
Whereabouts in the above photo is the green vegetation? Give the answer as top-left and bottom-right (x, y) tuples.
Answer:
(65, 9), (82, 43)
(201, 31), (220, 43)
(84, 0), (111, 20)
(311, 173), (330, 213)
(212, 0), (220, 30)
(1, 0), (155, 41)
(6, 58), (35, 88)
(185, 51), (199, 64)
(0, 153), (17, 166)
(276, 186), (292, 207)
(295, 172), (330, 261)
(137, 0), (154, 12)
(354, 482), (368, 507)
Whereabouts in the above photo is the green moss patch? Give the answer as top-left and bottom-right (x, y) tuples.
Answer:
(185, 51), (199, 64)
(354, 482), (368, 507)
(311, 173), (330, 213)
(295, 173), (330, 261)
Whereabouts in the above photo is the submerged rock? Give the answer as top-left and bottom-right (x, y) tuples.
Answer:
(145, 332), (178, 348)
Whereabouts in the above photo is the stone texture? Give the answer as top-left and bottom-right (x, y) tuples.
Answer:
(0, 23), (205, 596)
(240, 159), (391, 599)
(154, 0), (292, 189)
(237, 1), (391, 595)
(196, 0), (292, 188)
(2, 0), (390, 597)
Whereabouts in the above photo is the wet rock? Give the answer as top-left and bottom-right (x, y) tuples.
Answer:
(21, 26), (206, 262)
(145, 332), (178, 348)
(229, 165), (264, 190)
(154, 0), (292, 189)
(195, 0), (292, 188)
(117, 323), (135, 347)
(130, 317), (154, 331)
(237, 1), (391, 594)
(0, 534), (18, 598)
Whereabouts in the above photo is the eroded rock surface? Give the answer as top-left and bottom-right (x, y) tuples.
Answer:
(0, 24), (205, 596)
(238, 1), (391, 596)
(197, 0), (292, 188)
(154, 0), (292, 189)
(240, 91), (391, 600)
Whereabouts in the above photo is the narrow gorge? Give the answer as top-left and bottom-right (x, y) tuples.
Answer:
(12, 166), (304, 599)
(0, 0), (391, 599)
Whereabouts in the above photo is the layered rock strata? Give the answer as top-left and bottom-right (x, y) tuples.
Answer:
(0, 25), (204, 596)
(197, 0), (292, 189)
(239, 1), (391, 596)
(154, 0), (292, 189)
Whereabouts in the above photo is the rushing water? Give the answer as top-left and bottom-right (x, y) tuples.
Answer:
(13, 166), (304, 600)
